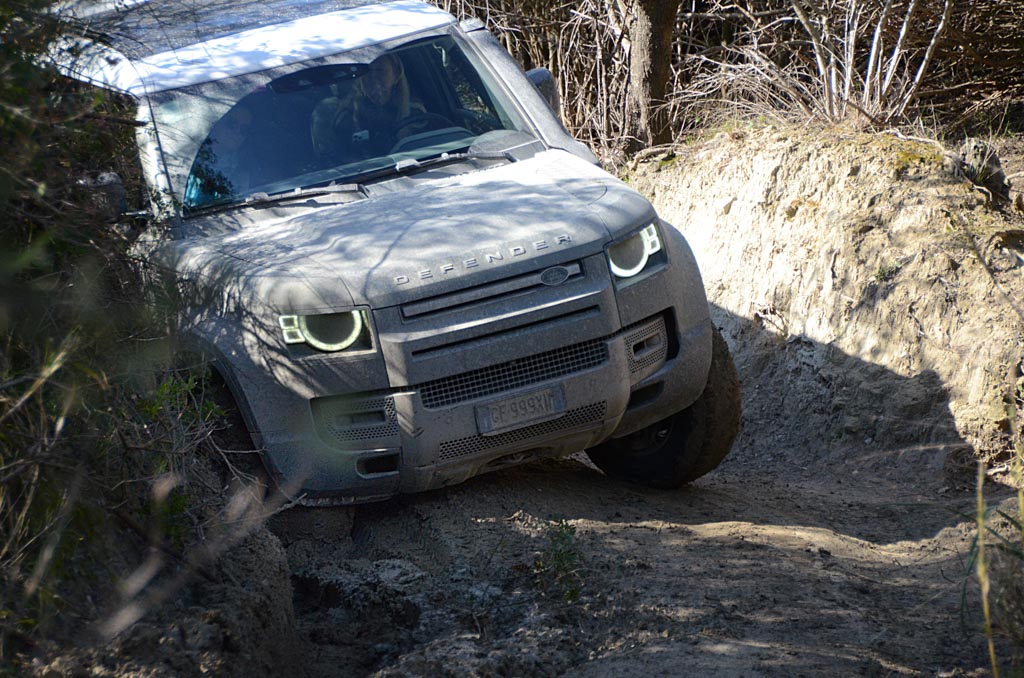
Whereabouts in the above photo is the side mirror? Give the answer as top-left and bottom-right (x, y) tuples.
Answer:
(78, 171), (127, 222)
(459, 17), (486, 32)
(526, 67), (560, 117)
(78, 172), (152, 228)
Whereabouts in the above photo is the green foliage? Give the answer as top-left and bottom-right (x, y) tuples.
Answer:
(873, 260), (902, 284)
(0, 1), (204, 666)
(139, 485), (192, 552)
(0, 0), (143, 348)
(161, 491), (191, 550)
(893, 146), (943, 173)
(533, 519), (584, 603)
(136, 372), (224, 456)
(657, 152), (678, 169)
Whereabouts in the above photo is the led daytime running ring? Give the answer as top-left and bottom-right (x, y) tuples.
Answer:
(279, 311), (364, 352)
(608, 224), (662, 278)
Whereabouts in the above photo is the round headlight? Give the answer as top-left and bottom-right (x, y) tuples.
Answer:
(608, 234), (648, 277)
(608, 224), (662, 278)
(298, 311), (363, 351)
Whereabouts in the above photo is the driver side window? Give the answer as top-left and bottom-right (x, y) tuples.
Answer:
(443, 47), (499, 119)
(429, 42), (504, 135)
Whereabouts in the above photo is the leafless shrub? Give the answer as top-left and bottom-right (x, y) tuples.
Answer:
(436, 0), (638, 157)
(433, 0), (1023, 154)
(672, 0), (958, 129)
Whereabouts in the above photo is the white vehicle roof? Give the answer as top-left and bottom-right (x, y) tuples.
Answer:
(53, 0), (454, 95)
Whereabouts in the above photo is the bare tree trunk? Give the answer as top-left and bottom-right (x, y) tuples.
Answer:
(628, 0), (681, 147)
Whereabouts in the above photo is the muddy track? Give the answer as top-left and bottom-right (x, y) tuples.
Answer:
(270, 452), (1012, 676)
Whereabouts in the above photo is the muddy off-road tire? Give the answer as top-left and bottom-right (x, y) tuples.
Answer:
(586, 326), (741, 488)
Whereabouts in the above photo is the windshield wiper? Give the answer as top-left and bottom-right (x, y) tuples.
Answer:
(185, 183), (366, 217)
(394, 150), (512, 173)
(243, 183), (367, 206)
(351, 150), (513, 185)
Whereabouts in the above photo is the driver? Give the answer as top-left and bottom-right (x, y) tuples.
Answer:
(312, 54), (420, 159)
(354, 54), (411, 129)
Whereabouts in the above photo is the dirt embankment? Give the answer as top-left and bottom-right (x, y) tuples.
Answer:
(34, 128), (1024, 676)
(631, 127), (1023, 485)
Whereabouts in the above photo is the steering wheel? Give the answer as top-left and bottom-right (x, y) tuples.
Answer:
(394, 112), (456, 139)
(390, 113), (473, 154)
(456, 109), (502, 135)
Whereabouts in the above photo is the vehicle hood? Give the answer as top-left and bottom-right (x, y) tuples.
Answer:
(173, 150), (655, 312)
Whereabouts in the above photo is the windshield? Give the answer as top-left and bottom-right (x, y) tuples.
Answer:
(148, 29), (541, 214)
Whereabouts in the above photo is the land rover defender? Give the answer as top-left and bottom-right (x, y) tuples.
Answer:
(57, 0), (740, 504)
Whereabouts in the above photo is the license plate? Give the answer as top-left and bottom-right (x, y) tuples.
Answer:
(475, 386), (567, 436)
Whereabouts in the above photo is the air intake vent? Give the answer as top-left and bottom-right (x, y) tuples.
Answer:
(311, 394), (399, 446)
(624, 316), (668, 374)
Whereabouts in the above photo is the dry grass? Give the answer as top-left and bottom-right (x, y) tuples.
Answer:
(973, 306), (1024, 671)
(974, 447), (1024, 674)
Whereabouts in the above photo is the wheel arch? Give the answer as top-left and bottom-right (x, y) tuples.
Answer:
(175, 323), (265, 451)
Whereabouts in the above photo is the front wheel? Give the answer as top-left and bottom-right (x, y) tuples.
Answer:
(586, 326), (741, 488)
(203, 366), (274, 503)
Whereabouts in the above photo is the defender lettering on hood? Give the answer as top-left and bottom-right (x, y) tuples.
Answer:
(394, 234), (573, 286)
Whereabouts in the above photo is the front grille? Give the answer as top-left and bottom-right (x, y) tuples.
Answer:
(438, 401), (607, 462)
(311, 394), (399, 446)
(419, 339), (609, 409)
(401, 262), (584, 320)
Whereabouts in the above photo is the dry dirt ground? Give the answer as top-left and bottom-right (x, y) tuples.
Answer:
(33, 128), (1024, 677)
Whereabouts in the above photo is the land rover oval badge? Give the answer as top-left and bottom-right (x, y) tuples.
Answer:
(540, 266), (570, 286)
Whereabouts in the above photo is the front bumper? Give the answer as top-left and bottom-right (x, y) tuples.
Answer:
(256, 310), (710, 504)
(228, 236), (712, 503)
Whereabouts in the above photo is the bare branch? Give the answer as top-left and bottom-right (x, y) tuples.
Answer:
(895, 0), (954, 118)
(862, 0), (894, 110)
